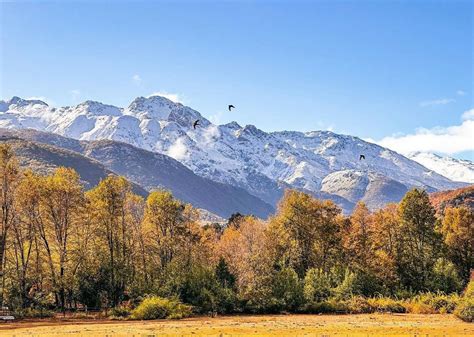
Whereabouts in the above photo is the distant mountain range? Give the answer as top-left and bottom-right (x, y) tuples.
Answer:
(0, 95), (469, 216)
(407, 152), (474, 184)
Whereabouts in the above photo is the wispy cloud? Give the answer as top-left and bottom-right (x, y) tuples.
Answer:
(456, 90), (466, 96)
(208, 111), (224, 124)
(148, 91), (186, 104)
(419, 98), (455, 107)
(167, 137), (189, 160)
(202, 124), (221, 146)
(26, 96), (55, 106)
(70, 89), (81, 102)
(375, 108), (474, 155)
(132, 74), (142, 85)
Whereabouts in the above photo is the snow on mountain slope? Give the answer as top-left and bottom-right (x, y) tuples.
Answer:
(0, 95), (465, 211)
(407, 152), (474, 184)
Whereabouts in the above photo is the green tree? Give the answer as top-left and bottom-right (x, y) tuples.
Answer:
(267, 190), (342, 277)
(397, 189), (439, 291)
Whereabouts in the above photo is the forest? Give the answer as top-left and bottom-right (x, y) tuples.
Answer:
(0, 144), (472, 321)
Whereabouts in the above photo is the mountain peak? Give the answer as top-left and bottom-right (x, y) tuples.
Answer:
(0, 94), (466, 213)
(222, 121), (242, 130)
(6, 96), (49, 107)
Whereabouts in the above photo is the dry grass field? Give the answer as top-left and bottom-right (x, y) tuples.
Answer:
(0, 314), (472, 337)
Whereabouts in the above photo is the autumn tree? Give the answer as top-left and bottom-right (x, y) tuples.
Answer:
(40, 168), (84, 310)
(440, 206), (474, 282)
(0, 144), (19, 303)
(267, 190), (342, 276)
(343, 202), (374, 268)
(8, 171), (41, 307)
(218, 216), (274, 310)
(87, 175), (133, 307)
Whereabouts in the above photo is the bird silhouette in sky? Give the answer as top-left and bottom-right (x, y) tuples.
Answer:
(193, 120), (200, 129)
(228, 105), (235, 111)
(359, 154), (366, 160)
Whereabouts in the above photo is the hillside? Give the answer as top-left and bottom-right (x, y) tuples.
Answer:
(0, 129), (274, 218)
(430, 185), (474, 214)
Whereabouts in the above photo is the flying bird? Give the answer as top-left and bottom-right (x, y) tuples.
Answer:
(359, 154), (366, 161)
(228, 105), (235, 111)
(193, 120), (200, 129)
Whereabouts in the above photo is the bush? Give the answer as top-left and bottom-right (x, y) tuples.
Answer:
(404, 301), (437, 314)
(302, 299), (348, 314)
(408, 293), (460, 314)
(431, 258), (463, 293)
(463, 280), (474, 298)
(367, 297), (406, 313)
(454, 280), (474, 322)
(110, 305), (131, 318)
(333, 269), (357, 300)
(454, 298), (474, 322)
(179, 265), (238, 314)
(344, 296), (373, 314)
(271, 267), (304, 311)
(304, 268), (332, 302)
(130, 296), (192, 320)
(14, 308), (55, 318)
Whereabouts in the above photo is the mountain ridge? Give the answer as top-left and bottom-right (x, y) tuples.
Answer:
(0, 128), (275, 218)
(0, 95), (466, 212)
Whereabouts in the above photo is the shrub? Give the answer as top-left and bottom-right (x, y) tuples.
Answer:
(404, 301), (436, 314)
(344, 296), (373, 314)
(367, 297), (406, 313)
(179, 265), (238, 314)
(454, 298), (474, 322)
(302, 299), (348, 314)
(409, 293), (460, 314)
(303, 268), (332, 302)
(454, 280), (474, 322)
(333, 269), (357, 300)
(271, 267), (304, 311)
(463, 280), (474, 298)
(431, 258), (463, 293)
(130, 296), (192, 320)
(14, 308), (55, 318)
(110, 305), (131, 318)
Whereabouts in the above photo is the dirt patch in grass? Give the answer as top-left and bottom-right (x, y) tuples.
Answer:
(0, 313), (472, 336)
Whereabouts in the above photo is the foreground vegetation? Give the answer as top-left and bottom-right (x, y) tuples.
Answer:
(0, 144), (472, 322)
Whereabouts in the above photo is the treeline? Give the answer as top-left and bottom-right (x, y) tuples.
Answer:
(0, 144), (472, 315)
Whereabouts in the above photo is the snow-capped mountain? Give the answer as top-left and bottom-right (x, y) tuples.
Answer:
(0, 96), (465, 211)
(407, 152), (474, 184)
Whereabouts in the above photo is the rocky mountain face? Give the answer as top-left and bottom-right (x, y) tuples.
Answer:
(0, 135), (148, 196)
(0, 129), (274, 219)
(0, 96), (466, 213)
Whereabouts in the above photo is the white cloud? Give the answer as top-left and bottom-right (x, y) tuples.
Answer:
(70, 89), (81, 102)
(202, 124), (221, 146)
(26, 96), (55, 106)
(462, 108), (474, 121)
(167, 137), (188, 160)
(148, 91), (185, 104)
(376, 108), (474, 155)
(419, 98), (455, 107)
(457, 90), (466, 96)
(132, 74), (142, 85)
(208, 111), (224, 124)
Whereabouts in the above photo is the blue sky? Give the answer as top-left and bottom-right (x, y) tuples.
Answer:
(1, 0), (472, 159)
